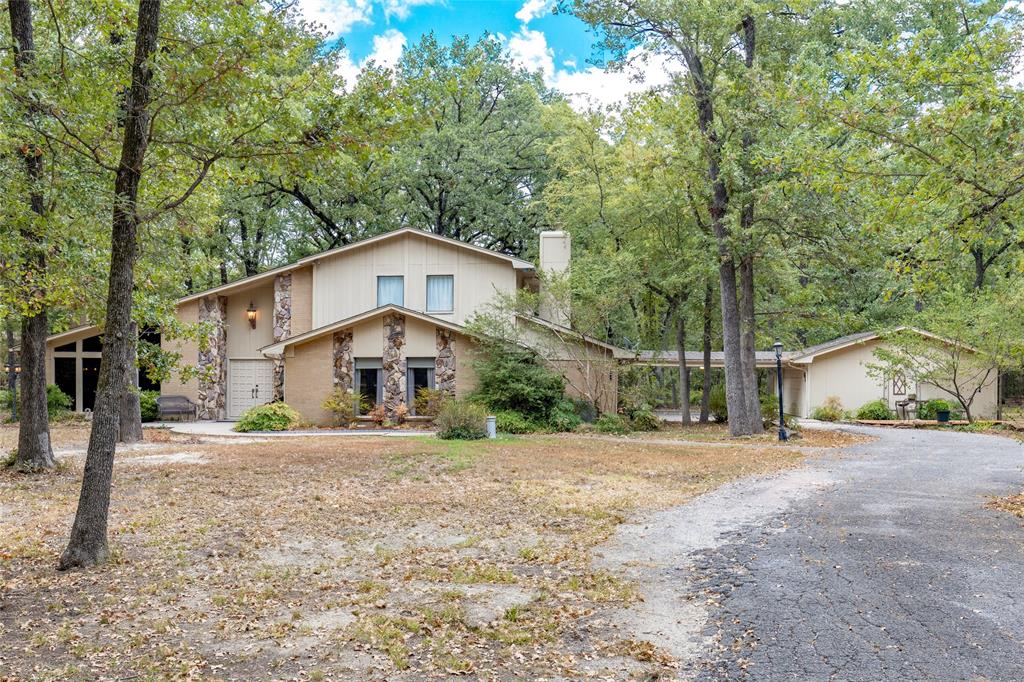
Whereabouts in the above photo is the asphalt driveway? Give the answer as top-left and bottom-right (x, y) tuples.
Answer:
(598, 425), (1024, 680)
(693, 425), (1024, 680)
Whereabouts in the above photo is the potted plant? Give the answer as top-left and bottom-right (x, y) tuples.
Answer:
(936, 406), (951, 423)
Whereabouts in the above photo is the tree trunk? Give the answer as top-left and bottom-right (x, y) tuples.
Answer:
(736, 14), (763, 435)
(739, 254), (763, 433)
(118, 322), (143, 444)
(9, 0), (55, 471)
(5, 318), (16, 416)
(681, 47), (750, 435)
(676, 312), (691, 425)
(700, 281), (713, 423)
(60, 0), (160, 570)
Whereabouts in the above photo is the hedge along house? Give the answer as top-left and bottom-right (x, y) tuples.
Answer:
(43, 228), (623, 423)
(632, 328), (1000, 420)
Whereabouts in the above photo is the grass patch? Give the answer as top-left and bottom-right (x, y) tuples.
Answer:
(0, 425), (800, 679)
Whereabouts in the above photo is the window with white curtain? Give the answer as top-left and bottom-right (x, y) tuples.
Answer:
(426, 275), (454, 312)
(377, 275), (404, 307)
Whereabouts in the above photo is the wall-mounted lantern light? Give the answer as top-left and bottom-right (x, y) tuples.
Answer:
(247, 301), (257, 329)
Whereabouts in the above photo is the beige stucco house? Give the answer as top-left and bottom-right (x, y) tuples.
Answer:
(43, 228), (620, 423)
(634, 328), (1000, 420)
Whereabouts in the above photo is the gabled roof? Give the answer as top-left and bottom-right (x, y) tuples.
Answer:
(179, 227), (536, 304)
(629, 327), (968, 368)
(40, 324), (99, 347)
(787, 331), (880, 363)
(516, 314), (633, 358)
(788, 326), (967, 363)
(260, 304), (466, 356)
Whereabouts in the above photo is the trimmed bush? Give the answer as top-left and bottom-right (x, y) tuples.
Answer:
(472, 346), (564, 422)
(414, 387), (446, 417)
(323, 387), (372, 425)
(916, 399), (953, 420)
(596, 413), (631, 434)
(549, 399), (582, 432)
(494, 410), (536, 434)
(629, 407), (662, 431)
(47, 384), (72, 416)
(235, 402), (300, 432)
(709, 384), (728, 422)
(140, 390), (160, 422)
(810, 396), (844, 422)
(435, 399), (488, 440)
(855, 399), (895, 421)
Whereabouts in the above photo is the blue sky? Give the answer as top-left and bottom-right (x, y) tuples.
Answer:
(341, 1), (600, 71)
(296, 0), (675, 107)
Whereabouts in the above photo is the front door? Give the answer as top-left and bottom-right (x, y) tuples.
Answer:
(229, 359), (275, 419)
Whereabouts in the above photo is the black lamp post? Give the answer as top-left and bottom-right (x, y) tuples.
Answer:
(773, 341), (788, 442)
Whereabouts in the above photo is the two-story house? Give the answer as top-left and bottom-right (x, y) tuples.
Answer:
(44, 228), (622, 424)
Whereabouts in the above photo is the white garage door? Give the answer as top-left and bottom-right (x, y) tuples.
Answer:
(229, 359), (275, 419)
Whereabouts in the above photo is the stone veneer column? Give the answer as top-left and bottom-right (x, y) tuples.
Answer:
(435, 328), (456, 396)
(332, 329), (353, 392)
(197, 295), (227, 420)
(272, 273), (292, 401)
(382, 313), (406, 418)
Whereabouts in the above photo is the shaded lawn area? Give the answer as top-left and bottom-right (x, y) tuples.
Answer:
(0, 425), (835, 680)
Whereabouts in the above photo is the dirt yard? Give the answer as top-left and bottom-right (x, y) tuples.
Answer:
(0, 424), (859, 680)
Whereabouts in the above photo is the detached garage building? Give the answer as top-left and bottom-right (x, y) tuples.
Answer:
(632, 328), (1000, 420)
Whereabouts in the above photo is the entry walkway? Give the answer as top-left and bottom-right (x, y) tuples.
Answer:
(152, 421), (433, 438)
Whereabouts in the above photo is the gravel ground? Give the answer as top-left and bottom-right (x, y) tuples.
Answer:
(599, 425), (1024, 680)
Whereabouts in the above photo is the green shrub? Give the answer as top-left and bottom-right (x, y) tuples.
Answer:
(810, 396), (844, 422)
(571, 397), (597, 424)
(596, 413), (631, 434)
(235, 402), (300, 432)
(629, 407), (661, 431)
(47, 384), (72, 416)
(414, 387), (446, 417)
(760, 392), (780, 426)
(494, 410), (536, 434)
(855, 399), (894, 420)
(322, 388), (371, 425)
(549, 398), (582, 432)
(139, 390), (160, 422)
(472, 346), (564, 422)
(709, 384), (728, 422)
(916, 399), (953, 420)
(435, 399), (488, 440)
(0, 388), (9, 408)
(618, 365), (666, 417)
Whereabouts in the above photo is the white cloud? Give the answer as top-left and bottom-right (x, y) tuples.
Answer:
(515, 0), (553, 24)
(296, 0), (373, 36)
(507, 27), (556, 75)
(381, 0), (443, 21)
(335, 28), (408, 88)
(505, 27), (680, 109)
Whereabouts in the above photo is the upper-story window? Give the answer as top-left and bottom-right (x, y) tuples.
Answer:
(377, 275), (404, 307)
(426, 275), (454, 313)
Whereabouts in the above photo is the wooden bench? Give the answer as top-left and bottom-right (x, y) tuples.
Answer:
(156, 395), (198, 421)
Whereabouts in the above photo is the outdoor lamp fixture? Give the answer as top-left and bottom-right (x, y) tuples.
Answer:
(246, 301), (257, 329)
(773, 340), (788, 442)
